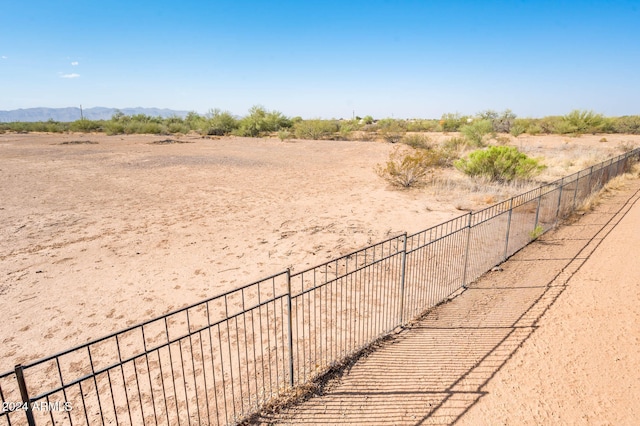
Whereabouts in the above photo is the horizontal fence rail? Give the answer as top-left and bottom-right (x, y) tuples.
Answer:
(2, 148), (639, 426)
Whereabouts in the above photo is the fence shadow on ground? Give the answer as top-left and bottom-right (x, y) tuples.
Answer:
(261, 186), (639, 425)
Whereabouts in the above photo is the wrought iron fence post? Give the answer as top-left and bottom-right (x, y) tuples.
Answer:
(503, 198), (514, 261)
(462, 212), (472, 288)
(398, 233), (408, 325)
(15, 364), (36, 426)
(572, 173), (580, 210)
(285, 269), (294, 388)
(555, 178), (564, 222)
(533, 187), (542, 232)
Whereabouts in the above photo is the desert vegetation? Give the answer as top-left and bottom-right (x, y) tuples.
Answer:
(454, 146), (545, 183)
(3, 106), (637, 196)
(1, 108), (640, 139)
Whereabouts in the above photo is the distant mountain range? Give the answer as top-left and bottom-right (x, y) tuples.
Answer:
(0, 107), (190, 122)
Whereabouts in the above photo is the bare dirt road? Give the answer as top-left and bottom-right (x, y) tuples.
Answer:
(258, 177), (640, 425)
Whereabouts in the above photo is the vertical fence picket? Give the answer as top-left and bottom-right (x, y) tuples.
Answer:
(462, 212), (472, 288)
(285, 269), (294, 389)
(398, 233), (408, 325)
(14, 365), (35, 426)
(503, 198), (514, 261)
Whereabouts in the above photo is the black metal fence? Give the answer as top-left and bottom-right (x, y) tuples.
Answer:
(2, 149), (638, 426)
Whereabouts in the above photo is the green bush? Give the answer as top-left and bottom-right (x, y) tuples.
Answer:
(378, 119), (406, 143)
(509, 124), (526, 137)
(538, 116), (563, 134)
(611, 116), (640, 134)
(70, 119), (102, 132)
(440, 112), (467, 132)
(405, 119), (439, 132)
(139, 122), (166, 134)
(336, 120), (361, 140)
(460, 119), (493, 147)
(455, 146), (545, 182)
(561, 109), (606, 134)
(167, 122), (190, 134)
(277, 130), (294, 141)
(235, 105), (290, 137)
(103, 121), (125, 135)
(293, 119), (338, 140)
(204, 109), (238, 135)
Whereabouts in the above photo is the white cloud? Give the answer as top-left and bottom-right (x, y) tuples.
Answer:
(71, 61), (79, 66)
(1, 56), (7, 60)
(60, 73), (80, 79)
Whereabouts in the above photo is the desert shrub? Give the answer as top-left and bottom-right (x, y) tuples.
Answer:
(139, 122), (166, 134)
(493, 109), (517, 133)
(455, 146), (545, 183)
(123, 121), (142, 134)
(70, 119), (102, 132)
(402, 133), (432, 150)
(103, 121), (125, 135)
(479, 109), (516, 133)
(20, 119), (68, 133)
(405, 119), (439, 132)
(376, 145), (458, 188)
(509, 123), (526, 137)
(335, 122), (357, 140)
(204, 109), (238, 135)
(354, 131), (376, 141)
(293, 119), (338, 140)
(277, 130), (294, 141)
(618, 141), (636, 153)
(561, 110), (606, 134)
(530, 225), (544, 240)
(167, 122), (190, 134)
(376, 148), (434, 188)
(553, 120), (579, 135)
(337, 119), (362, 135)
(494, 135), (511, 145)
(430, 145), (460, 167)
(235, 105), (290, 137)
(184, 111), (208, 132)
(460, 119), (493, 147)
(538, 116), (563, 134)
(611, 115), (640, 134)
(526, 123), (542, 135)
(442, 136), (468, 154)
(362, 115), (374, 125)
(440, 112), (467, 132)
(378, 119), (406, 143)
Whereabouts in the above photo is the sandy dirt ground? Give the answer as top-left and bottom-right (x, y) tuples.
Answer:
(258, 175), (640, 425)
(1, 132), (639, 420)
(0, 132), (464, 372)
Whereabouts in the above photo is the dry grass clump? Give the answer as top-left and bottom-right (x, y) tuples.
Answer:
(376, 147), (435, 188)
(618, 140), (636, 152)
(532, 144), (612, 179)
(578, 162), (640, 212)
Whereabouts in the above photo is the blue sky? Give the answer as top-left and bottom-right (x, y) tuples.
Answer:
(1, 0), (639, 118)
